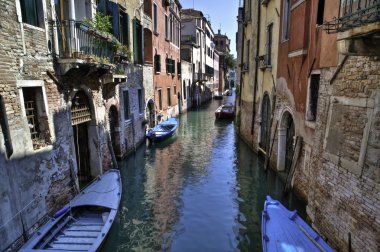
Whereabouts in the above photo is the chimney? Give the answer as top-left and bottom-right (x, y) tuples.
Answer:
(218, 29), (221, 34)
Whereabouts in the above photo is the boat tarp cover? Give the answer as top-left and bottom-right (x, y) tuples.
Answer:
(70, 170), (120, 210)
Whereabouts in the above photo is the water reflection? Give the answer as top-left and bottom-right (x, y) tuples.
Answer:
(102, 93), (306, 252)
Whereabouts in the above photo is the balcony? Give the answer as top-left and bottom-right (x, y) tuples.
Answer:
(52, 20), (116, 70)
(181, 35), (198, 46)
(324, 1), (380, 55)
(258, 55), (272, 70)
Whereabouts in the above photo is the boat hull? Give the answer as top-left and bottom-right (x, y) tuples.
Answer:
(262, 195), (333, 252)
(20, 170), (121, 252)
(146, 118), (178, 143)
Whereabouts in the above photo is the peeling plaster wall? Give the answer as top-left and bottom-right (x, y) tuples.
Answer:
(0, 0), (77, 250)
(119, 66), (146, 155)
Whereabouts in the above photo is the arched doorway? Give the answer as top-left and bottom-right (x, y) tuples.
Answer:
(71, 90), (93, 189)
(260, 94), (271, 151)
(109, 105), (119, 156)
(146, 99), (155, 128)
(277, 111), (295, 172)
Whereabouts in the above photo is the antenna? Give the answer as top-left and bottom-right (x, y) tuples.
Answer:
(193, 0), (194, 9)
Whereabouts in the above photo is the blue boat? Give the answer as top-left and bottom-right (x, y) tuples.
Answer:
(20, 169), (121, 252)
(146, 117), (178, 142)
(262, 195), (333, 252)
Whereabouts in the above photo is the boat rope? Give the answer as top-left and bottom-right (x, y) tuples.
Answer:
(0, 196), (41, 231)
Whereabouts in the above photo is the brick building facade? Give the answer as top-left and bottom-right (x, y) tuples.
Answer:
(0, 0), (147, 250)
(147, 0), (182, 123)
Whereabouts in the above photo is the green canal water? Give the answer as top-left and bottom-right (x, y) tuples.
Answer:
(102, 94), (306, 252)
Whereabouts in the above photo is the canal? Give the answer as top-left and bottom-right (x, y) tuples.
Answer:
(102, 93), (306, 252)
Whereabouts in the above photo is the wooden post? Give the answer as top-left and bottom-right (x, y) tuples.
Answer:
(283, 136), (303, 194)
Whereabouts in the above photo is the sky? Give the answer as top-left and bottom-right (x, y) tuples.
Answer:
(180, 0), (241, 57)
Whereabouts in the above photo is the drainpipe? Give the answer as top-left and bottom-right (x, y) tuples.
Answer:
(15, 0), (26, 56)
(251, 0), (261, 135)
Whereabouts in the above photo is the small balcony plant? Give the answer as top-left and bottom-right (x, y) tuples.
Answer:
(115, 44), (131, 63)
(82, 13), (112, 37)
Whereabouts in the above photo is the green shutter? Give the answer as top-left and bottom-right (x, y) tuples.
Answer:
(21, 0), (39, 26)
(133, 18), (138, 63)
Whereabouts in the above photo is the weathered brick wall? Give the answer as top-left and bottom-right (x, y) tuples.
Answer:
(0, 0), (78, 250)
(120, 66), (146, 155)
(238, 100), (255, 148)
(308, 56), (380, 252)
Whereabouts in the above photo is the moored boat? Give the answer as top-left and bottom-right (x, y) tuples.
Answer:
(20, 169), (121, 252)
(146, 117), (178, 142)
(214, 92), (223, 100)
(262, 195), (333, 252)
(215, 103), (235, 120)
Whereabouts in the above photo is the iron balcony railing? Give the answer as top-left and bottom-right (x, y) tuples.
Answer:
(324, 0), (380, 33)
(52, 20), (116, 64)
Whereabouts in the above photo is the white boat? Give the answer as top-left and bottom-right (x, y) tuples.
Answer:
(20, 169), (121, 252)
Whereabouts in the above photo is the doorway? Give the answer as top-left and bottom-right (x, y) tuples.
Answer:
(71, 90), (92, 189)
(109, 105), (119, 156)
(259, 94), (271, 151)
(277, 111), (295, 172)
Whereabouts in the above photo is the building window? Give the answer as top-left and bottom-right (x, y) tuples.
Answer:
(120, 10), (130, 47)
(174, 86), (176, 95)
(158, 89), (163, 110)
(165, 15), (169, 40)
(266, 23), (273, 66)
(282, 0), (291, 41)
(170, 15), (173, 42)
(306, 74), (320, 121)
(166, 57), (174, 74)
(21, 86), (51, 150)
(167, 87), (171, 107)
(183, 80), (187, 99)
(123, 90), (130, 120)
(0, 95), (13, 158)
(317, 0), (325, 25)
(155, 54), (161, 73)
(153, 3), (157, 33)
(138, 89), (144, 114)
(133, 19), (143, 64)
(177, 61), (181, 75)
(244, 40), (250, 70)
(20, 0), (44, 28)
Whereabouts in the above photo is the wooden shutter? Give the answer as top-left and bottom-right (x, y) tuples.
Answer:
(133, 18), (138, 63)
(107, 1), (120, 39)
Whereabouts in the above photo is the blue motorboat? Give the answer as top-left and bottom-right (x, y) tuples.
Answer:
(20, 170), (121, 252)
(146, 117), (178, 142)
(262, 195), (333, 252)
